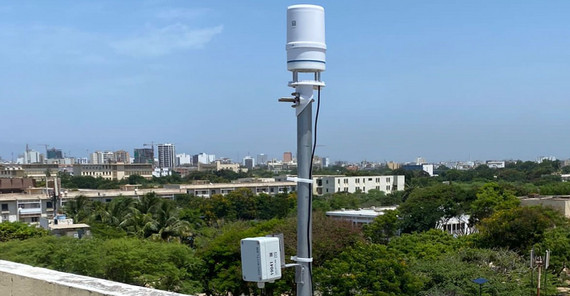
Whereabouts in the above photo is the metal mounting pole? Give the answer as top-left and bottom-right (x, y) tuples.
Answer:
(295, 84), (313, 296)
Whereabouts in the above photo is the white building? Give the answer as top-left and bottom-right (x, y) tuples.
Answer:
(486, 160), (506, 169)
(90, 151), (114, 164)
(257, 154), (268, 166)
(152, 167), (172, 177)
(326, 206), (398, 225)
(176, 153), (192, 166)
(158, 144), (176, 169)
(436, 215), (474, 236)
(316, 175), (405, 195)
(416, 157), (426, 165)
(193, 153), (215, 165)
(537, 156), (557, 163)
(75, 158), (89, 164)
(24, 150), (43, 164)
(422, 164), (434, 176)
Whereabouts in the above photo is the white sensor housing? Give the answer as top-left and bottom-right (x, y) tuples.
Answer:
(287, 4), (326, 72)
(241, 237), (282, 283)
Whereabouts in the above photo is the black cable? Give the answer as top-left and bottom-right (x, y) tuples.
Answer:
(307, 85), (321, 295)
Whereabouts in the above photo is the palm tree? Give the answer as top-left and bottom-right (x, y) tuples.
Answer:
(119, 208), (156, 238)
(136, 192), (161, 215)
(63, 195), (92, 223)
(150, 201), (193, 242)
(93, 196), (137, 227)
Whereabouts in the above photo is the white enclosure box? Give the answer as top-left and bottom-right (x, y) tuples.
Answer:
(241, 237), (282, 282)
(287, 4), (326, 72)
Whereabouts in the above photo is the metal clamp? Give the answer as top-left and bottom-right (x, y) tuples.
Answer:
(291, 256), (313, 263)
(287, 176), (313, 184)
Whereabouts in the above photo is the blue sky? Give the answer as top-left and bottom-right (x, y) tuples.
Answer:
(1, 1), (569, 163)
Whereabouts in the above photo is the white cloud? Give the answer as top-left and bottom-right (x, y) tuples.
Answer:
(156, 8), (211, 20)
(111, 23), (223, 58)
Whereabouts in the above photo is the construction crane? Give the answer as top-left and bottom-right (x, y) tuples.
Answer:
(37, 144), (49, 155)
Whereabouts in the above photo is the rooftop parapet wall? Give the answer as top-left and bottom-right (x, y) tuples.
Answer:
(0, 260), (190, 296)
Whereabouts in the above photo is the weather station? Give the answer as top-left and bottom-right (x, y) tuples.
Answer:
(241, 4), (326, 296)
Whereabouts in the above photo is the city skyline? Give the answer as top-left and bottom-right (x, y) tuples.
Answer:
(1, 1), (569, 163)
(1, 141), (563, 166)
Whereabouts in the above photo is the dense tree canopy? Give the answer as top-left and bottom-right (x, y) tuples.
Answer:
(398, 184), (472, 233)
(0, 222), (48, 242)
(315, 242), (423, 295)
(476, 206), (567, 252)
(469, 182), (520, 225)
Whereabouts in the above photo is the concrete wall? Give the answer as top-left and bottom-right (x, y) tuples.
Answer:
(520, 197), (570, 217)
(0, 260), (190, 296)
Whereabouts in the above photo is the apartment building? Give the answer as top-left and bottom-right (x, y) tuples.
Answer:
(0, 194), (55, 224)
(198, 161), (241, 173)
(20, 164), (61, 180)
(157, 144), (176, 169)
(73, 163), (153, 180)
(165, 181), (296, 198)
(316, 175), (405, 195)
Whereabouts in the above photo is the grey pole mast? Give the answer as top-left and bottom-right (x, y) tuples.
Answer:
(282, 5), (326, 295)
(296, 85), (314, 296)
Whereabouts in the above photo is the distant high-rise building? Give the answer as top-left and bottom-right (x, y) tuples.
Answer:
(322, 157), (330, 168)
(176, 153), (192, 166)
(283, 152), (293, 163)
(243, 156), (255, 170)
(23, 150), (43, 164)
(90, 151), (113, 164)
(416, 157), (426, 165)
(47, 148), (63, 159)
(193, 153), (215, 165)
(134, 148), (154, 164)
(114, 150), (130, 163)
(158, 144), (176, 169)
(90, 151), (103, 164)
(257, 153), (268, 165)
(75, 157), (89, 164)
(102, 151), (114, 164)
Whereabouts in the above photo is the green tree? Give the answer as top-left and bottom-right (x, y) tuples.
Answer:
(363, 209), (400, 244)
(63, 195), (92, 223)
(149, 201), (194, 242)
(198, 220), (281, 296)
(536, 225), (570, 272)
(315, 242), (423, 295)
(388, 229), (461, 261)
(413, 248), (535, 296)
(476, 206), (567, 252)
(398, 184), (469, 233)
(0, 221), (48, 242)
(469, 182), (519, 225)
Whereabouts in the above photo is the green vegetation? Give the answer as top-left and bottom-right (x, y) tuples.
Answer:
(0, 236), (203, 294)
(0, 221), (48, 242)
(2, 160), (570, 294)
